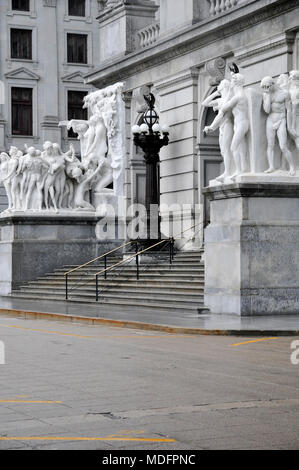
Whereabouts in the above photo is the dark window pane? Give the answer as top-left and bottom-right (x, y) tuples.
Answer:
(12, 87), (33, 136)
(11, 29), (32, 60)
(12, 0), (30, 11)
(67, 33), (87, 64)
(68, 90), (88, 138)
(68, 0), (85, 16)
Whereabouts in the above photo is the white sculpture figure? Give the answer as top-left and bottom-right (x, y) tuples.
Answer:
(0, 82), (126, 215)
(202, 79), (235, 181)
(22, 147), (47, 211)
(2, 147), (23, 210)
(288, 70), (299, 149)
(64, 154), (82, 209)
(51, 143), (76, 209)
(220, 73), (249, 176)
(41, 141), (60, 212)
(83, 114), (108, 162)
(0, 152), (12, 211)
(72, 161), (104, 211)
(261, 76), (296, 175)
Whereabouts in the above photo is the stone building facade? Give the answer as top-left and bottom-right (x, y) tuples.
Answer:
(85, 0), (299, 247)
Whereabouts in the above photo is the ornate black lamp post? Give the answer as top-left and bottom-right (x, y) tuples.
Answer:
(132, 93), (169, 243)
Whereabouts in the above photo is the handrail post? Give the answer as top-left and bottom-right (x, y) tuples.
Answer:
(96, 274), (99, 302)
(65, 274), (68, 300)
(170, 237), (174, 264)
(104, 255), (107, 279)
(135, 242), (139, 280)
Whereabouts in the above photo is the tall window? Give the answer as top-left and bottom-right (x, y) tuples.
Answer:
(11, 29), (32, 60)
(67, 33), (88, 64)
(12, 0), (30, 11)
(68, 90), (88, 138)
(11, 87), (33, 136)
(68, 0), (86, 17)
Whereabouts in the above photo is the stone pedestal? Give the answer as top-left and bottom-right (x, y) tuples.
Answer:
(203, 183), (299, 316)
(0, 213), (122, 295)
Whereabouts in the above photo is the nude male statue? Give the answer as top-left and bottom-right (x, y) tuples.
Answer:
(261, 76), (296, 175)
(202, 79), (234, 181)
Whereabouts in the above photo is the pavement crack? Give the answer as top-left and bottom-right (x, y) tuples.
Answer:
(87, 412), (126, 420)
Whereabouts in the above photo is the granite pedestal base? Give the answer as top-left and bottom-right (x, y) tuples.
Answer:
(0, 213), (122, 295)
(203, 183), (299, 316)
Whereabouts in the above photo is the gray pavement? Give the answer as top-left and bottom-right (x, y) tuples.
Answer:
(0, 313), (298, 450)
(0, 296), (299, 334)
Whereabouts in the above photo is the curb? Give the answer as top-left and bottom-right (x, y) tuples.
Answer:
(0, 308), (299, 337)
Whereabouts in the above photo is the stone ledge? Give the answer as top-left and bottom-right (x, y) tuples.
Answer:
(203, 183), (299, 201)
(0, 213), (99, 226)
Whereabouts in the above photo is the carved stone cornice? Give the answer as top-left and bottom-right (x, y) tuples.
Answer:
(86, 0), (299, 88)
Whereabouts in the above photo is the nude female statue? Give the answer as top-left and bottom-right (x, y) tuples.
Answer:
(202, 79), (234, 181)
(51, 143), (75, 209)
(261, 76), (296, 175)
(42, 142), (60, 212)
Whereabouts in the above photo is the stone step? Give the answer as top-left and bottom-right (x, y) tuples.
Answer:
(12, 286), (204, 302)
(24, 280), (204, 292)
(10, 292), (203, 311)
(56, 264), (204, 273)
(38, 274), (205, 284)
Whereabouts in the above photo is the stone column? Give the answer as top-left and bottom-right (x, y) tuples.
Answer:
(40, 0), (61, 144)
(203, 183), (299, 316)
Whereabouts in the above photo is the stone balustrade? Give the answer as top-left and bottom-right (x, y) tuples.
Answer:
(136, 22), (160, 49)
(208, 0), (239, 16)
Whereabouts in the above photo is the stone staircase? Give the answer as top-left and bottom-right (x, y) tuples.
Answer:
(10, 250), (206, 314)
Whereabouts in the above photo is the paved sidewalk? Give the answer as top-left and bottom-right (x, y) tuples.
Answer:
(0, 296), (299, 336)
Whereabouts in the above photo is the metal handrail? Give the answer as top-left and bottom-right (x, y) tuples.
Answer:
(94, 238), (174, 301)
(93, 222), (202, 301)
(94, 238), (172, 278)
(65, 222), (202, 301)
(64, 240), (136, 300)
(64, 240), (134, 276)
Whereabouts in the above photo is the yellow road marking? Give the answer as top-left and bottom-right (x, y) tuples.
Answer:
(0, 323), (91, 339)
(0, 323), (188, 340)
(0, 436), (175, 443)
(231, 337), (278, 347)
(0, 400), (62, 404)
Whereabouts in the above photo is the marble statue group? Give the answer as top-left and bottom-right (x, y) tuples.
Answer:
(202, 66), (299, 183)
(0, 82), (124, 214)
